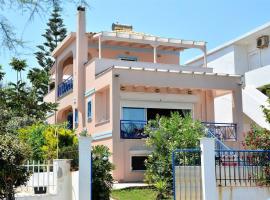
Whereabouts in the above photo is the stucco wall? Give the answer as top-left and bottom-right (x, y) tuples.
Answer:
(217, 186), (270, 200)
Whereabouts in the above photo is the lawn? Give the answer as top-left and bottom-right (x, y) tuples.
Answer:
(111, 187), (173, 200)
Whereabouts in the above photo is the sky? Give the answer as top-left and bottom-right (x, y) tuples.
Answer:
(2, 0), (270, 83)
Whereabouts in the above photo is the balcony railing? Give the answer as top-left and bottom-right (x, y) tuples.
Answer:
(57, 76), (73, 98)
(120, 120), (148, 139)
(120, 120), (237, 140)
(202, 122), (237, 141)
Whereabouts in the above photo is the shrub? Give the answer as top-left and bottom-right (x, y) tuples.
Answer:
(144, 113), (204, 196)
(19, 123), (78, 161)
(0, 135), (31, 200)
(92, 145), (114, 200)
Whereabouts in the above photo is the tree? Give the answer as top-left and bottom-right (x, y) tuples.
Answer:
(18, 123), (78, 161)
(0, 134), (31, 200)
(29, 2), (67, 96)
(144, 113), (204, 198)
(0, 0), (87, 53)
(92, 145), (114, 200)
(0, 58), (57, 136)
(9, 58), (26, 83)
(35, 2), (67, 73)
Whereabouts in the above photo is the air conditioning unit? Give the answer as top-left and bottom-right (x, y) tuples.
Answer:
(257, 35), (269, 49)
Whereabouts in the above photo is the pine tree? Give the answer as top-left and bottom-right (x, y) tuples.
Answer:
(35, 2), (67, 72)
(29, 2), (67, 97)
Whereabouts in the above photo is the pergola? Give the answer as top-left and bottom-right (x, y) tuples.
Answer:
(92, 31), (208, 66)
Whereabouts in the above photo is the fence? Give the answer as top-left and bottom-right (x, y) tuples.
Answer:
(215, 150), (270, 187)
(172, 149), (202, 200)
(17, 160), (55, 194)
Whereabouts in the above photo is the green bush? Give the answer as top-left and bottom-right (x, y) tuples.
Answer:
(92, 145), (114, 200)
(0, 135), (31, 200)
(144, 113), (204, 197)
(19, 123), (78, 161)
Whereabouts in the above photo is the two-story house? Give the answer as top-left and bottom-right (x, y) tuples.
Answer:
(44, 7), (244, 182)
(186, 23), (270, 131)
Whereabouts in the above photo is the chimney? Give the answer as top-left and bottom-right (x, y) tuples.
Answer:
(74, 6), (87, 129)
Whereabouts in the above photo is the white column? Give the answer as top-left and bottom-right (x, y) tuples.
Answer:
(79, 136), (92, 200)
(152, 45), (158, 63)
(53, 159), (72, 200)
(203, 46), (207, 67)
(200, 138), (217, 200)
(233, 86), (243, 145)
(99, 36), (102, 59)
(153, 45), (157, 63)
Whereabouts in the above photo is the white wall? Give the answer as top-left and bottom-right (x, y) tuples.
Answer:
(217, 186), (270, 200)
(234, 45), (248, 75)
(188, 46), (236, 74)
(214, 93), (233, 123)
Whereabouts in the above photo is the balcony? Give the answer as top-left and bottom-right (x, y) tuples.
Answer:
(120, 120), (237, 140)
(57, 76), (73, 98)
(202, 122), (237, 141)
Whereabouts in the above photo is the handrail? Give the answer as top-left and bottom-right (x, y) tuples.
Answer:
(57, 76), (73, 97)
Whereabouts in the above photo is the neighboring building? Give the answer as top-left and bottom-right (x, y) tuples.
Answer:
(44, 7), (244, 182)
(186, 23), (270, 131)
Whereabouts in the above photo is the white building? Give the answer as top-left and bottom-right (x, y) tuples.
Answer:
(186, 22), (270, 130)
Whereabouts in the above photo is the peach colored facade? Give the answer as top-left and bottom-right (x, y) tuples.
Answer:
(44, 7), (244, 182)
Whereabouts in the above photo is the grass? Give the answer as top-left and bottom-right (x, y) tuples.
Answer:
(111, 186), (173, 200)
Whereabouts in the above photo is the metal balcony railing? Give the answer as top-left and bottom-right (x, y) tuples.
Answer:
(120, 120), (147, 139)
(202, 122), (237, 141)
(57, 76), (73, 98)
(120, 120), (237, 141)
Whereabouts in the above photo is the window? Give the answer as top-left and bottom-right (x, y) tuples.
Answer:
(118, 55), (138, 62)
(123, 107), (146, 121)
(87, 100), (92, 120)
(131, 156), (148, 171)
(74, 109), (78, 128)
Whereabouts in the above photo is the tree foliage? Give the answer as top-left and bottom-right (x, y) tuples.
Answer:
(0, 58), (57, 136)
(18, 123), (78, 161)
(0, 0), (87, 53)
(0, 134), (31, 200)
(92, 145), (114, 200)
(144, 113), (204, 196)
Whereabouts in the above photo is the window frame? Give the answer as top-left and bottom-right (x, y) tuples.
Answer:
(87, 98), (93, 121)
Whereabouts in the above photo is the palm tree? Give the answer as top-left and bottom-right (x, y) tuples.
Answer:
(9, 57), (27, 83)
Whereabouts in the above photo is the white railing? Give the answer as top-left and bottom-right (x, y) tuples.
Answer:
(17, 160), (56, 194)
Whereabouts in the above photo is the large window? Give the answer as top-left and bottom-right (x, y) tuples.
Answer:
(131, 156), (148, 171)
(122, 107), (146, 121)
(147, 108), (191, 120)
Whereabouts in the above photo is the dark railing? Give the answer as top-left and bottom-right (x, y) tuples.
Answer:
(203, 122), (237, 141)
(120, 120), (147, 139)
(215, 150), (270, 186)
(172, 149), (202, 200)
(57, 76), (73, 97)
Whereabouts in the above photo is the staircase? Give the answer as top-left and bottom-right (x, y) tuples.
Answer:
(243, 65), (270, 130)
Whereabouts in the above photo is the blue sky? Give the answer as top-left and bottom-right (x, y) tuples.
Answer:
(2, 0), (270, 82)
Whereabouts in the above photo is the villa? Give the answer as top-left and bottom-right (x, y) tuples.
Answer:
(44, 7), (244, 182)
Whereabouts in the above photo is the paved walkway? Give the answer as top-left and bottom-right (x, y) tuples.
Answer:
(113, 182), (149, 190)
